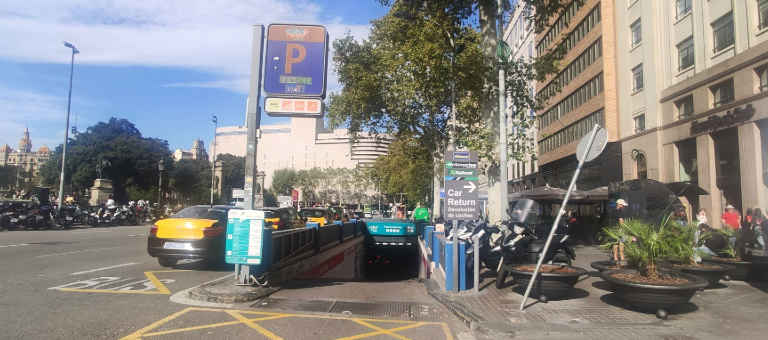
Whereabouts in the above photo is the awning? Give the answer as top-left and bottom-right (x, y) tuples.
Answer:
(664, 182), (709, 197)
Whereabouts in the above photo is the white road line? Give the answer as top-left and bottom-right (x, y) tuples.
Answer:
(35, 246), (121, 258)
(0, 243), (30, 248)
(70, 262), (139, 275)
(62, 230), (113, 235)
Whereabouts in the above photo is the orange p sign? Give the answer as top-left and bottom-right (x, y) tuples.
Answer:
(285, 43), (306, 74)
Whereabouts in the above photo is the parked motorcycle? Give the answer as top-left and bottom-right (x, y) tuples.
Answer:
(0, 202), (30, 231)
(465, 221), (502, 273)
(24, 204), (56, 230)
(55, 205), (77, 229)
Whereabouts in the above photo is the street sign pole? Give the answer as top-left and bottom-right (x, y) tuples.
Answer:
(445, 151), (479, 293)
(239, 24), (265, 285)
(519, 124), (607, 309)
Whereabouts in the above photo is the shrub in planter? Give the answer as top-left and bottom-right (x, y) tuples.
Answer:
(599, 218), (708, 319)
(667, 223), (735, 287)
(508, 264), (588, 300)
(699, 226), (768, 281)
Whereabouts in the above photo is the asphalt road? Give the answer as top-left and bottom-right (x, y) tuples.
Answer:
(0, 225), (472, 340)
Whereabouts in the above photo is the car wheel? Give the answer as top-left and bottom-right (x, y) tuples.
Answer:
(495, 266), (508, 289)
(158, 257), (178, 268)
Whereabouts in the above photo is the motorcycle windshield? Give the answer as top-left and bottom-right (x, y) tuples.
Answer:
(509, 199), (540, 225)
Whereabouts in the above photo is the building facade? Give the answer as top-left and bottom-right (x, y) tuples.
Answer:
(210, 117), (393, 188)
(172, 139), (209, 162)
(617, 0), (768, 228)
(534, 0), (623, 191)
(504, 0), (543, 192)
(1, 128), (52, 186)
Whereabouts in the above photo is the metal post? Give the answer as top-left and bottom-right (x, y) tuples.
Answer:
(473, 234), (480, 293)
(15, 154), (22, 189)
(157, 168), (163, 208)
(447, 29), (459, 294)
(58, 44), (77, 209)
(519, 124), (600, 310)
(211, 116), (218, 205)
(497, 0), (509, 222)
(240, 24), (265, 285)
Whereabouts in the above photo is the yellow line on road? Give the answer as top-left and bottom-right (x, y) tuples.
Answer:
(341, 319), (423, 340)
(119, 307), (193, 340)
(143, 315), (288, 337)
(144, 271), (171, 294)
(58, 288), (168, 295)
(227, 311), (287, 340)
(440, 323), (455, 340)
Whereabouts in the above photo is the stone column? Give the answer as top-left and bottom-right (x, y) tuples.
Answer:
(738, 123), (767, 213)
(697, 134), (722, 229)
(663, 143), (678, 183)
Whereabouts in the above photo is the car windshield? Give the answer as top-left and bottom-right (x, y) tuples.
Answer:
(301, 210), (325, 218)
(172, 207), (231, 222)
(262, 211), (278, 219)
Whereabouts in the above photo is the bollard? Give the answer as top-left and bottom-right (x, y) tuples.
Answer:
(473, 234), (480, 293)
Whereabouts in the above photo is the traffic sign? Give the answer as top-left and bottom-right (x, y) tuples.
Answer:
(264, 97), (324, 117)
(264, 24), (328, 99)
(225, 210), (266, 265)
(576, 125), (608, 162)
(444, 151), (479, 220)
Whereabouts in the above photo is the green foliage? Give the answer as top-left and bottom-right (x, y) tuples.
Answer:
(716, 226), (752, 261)
(170, 158), (212, 204)
(371, 136), (432, 204)
(39, 118), (172, 202)
(0, 165), (34, 190)
(600, 217), (691, 279)
(217, 153), (245, 192)
(271, 168), (297, 196)
(263, 189), (277, 207)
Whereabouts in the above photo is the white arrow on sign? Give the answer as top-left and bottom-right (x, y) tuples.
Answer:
(463, 181), (477, 193)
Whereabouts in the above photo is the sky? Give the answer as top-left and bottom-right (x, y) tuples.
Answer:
(0, 0), (389, 152)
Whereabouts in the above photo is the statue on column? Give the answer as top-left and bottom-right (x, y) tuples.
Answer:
(96, 157), (111, 179)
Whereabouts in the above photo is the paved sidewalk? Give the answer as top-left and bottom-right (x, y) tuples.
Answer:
(428, 246), (768, 339)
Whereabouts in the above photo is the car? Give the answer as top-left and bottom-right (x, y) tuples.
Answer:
(299, 207), (332, 225)
(352, 211), (365, 220)
(258, 207), (306, 230)
(147, 205), (241, 267)
(329, 206), (348, 222)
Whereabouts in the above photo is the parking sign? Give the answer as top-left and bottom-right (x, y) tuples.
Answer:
(264, 24), (328, 98)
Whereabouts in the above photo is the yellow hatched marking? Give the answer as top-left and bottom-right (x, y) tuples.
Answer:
(227, 311), (286, 340)
(119, 307), (194, 340)
(339, 319), (425, 340)
(143, 315), (288, 337)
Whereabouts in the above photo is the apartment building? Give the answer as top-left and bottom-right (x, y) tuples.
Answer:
(617, 0), (768, 228)
(534, 0), (623, 191)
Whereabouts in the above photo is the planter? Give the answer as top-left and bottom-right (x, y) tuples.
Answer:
(601, 269), (708, 316)
(671, 263), (737, 287)
(590, 260), (626, 272)
(508, 264), (588, 299)
(702, 257), (768, 281)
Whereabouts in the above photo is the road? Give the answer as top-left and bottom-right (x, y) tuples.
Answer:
(0, 225), (472, 340)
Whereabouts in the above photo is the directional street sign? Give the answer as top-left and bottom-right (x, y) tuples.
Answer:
(264, 24), (328, 99)
(444, 151), (479, 220)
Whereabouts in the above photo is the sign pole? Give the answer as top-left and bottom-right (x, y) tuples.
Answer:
(239, 24), (265, 285)
(518, 124), (601, 310)
(445, 151), (479, 292)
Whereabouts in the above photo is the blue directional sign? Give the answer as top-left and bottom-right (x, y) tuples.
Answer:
(264, 24), (328, 98)
(225, 210), (265, 265)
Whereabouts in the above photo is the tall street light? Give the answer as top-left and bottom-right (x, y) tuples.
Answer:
(58, 41), (79, 209)
(394, 10), (463, 293)
(158, 159), (165, 208)
(211, 115), (218, 205)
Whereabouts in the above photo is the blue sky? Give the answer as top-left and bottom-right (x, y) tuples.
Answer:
(0, 0), (389, 151)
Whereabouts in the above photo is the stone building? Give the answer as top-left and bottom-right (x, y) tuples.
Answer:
(1, 128), (52, 186)
(172, 139), (209, 162)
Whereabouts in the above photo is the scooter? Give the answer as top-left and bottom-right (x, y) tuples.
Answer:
(465, 221), (503, 273)
(24, 204), (56, 230)
(55, 205), (77, 229)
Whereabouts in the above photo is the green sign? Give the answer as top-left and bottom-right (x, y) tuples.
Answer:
(448, 168), (477, 177)
(497, 40), (511, 61)
(445, 161), (477, 169)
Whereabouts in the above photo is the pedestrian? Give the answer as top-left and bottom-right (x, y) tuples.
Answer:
(610, 199), (628, 263)
(744, 208), (756, 248)
(753, 208), (764, 250)
(694, 209), (708, 244)
(721, 205), (741, 229)
(413, 203), (429, 222)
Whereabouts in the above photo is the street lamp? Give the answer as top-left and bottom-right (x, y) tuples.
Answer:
(57, 41), (79, 209)
(211, 115), (218, 205)
(158, 159), (165, 208)
(394, 10), (463, 293)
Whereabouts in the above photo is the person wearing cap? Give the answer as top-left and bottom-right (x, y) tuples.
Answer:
(721, 205), (741, 229)
(610, 199), (629, 262)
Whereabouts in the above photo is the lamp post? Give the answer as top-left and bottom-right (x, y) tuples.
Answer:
(158, 159), (165, 208)
(57, 41), (79, 209)
(497, 0), (510, 221)
(211, 115), (218, 205)
(15, 154), (24, 190)
(394, 10), (463, 293)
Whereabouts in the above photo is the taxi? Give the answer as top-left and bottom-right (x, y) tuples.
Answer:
(258, 207), (306, 230)
(299, 207), (332, 225)
(147, 205), (241, 267)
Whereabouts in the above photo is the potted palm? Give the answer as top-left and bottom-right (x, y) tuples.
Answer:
(592, 224), (629, 272)
(599, 218), (708, 319)
(701, 226), (768, 281)
(667, 223), (735, 288)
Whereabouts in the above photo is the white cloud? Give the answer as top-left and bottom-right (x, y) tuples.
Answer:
(0, 0), (373, 93)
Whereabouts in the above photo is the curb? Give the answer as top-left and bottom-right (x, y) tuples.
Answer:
(187, 281), (282, 304)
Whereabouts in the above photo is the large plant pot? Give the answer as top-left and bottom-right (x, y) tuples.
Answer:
(508, 264), (587, 299)
(590, 260), (626, 272)
(601, 269), (708, 314)
(671, 263), (737, 287)
(702, 257), (768, 281)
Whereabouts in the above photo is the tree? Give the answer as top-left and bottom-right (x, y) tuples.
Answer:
(296, 167), (325, 204)
(0, 165), (18, 190)
(217, 153), (245, 196)
(169, 158), (211, 204)
(370, 136), (433, 206)
(39, 118), (172, 203)
(270, 168), (297, 196)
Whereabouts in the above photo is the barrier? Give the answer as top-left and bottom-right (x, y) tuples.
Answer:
(341, 222), (355, 242)
(439, 237), (468, 291)
(271, 228), (316, 267)
(316, 224), (341, 252)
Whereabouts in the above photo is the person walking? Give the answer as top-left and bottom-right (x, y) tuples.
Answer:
(610, 199), (628, 263)
(721, 205), (741, 229)
(413, 203), (429, 222)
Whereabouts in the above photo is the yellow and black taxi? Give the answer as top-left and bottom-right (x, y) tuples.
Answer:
(299, 207), (333, 225)
(147, 205), (240, 267)
(259, 206), (306, 230)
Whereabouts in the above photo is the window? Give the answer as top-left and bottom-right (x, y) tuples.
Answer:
(676, 0), (692, 19)
(712, 14), (734, 53)
(676, 96), (694, 119)
(760, 0), (768, 29)
(758, 66), (768, 91)
(539, 39), (603, 100)
(712, 79), (735, 107)
(636, 153), (648, 179)
(538, 73), (604, 129)
(677, 37), (694, 71)
(630, 20), (642, 47)
(538, 109), (605, 154)
(632, 64), (644, 92)
(634, 115), (646, 133)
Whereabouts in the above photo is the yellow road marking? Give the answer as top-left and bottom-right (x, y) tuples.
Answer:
(337, 322), (425, 340)
(55, 270), (190, 295)
(227, 311), (286, 340)
(143, 315), (289, 337)
(119, 307), (194, 340)
(440, 323), (455, 340)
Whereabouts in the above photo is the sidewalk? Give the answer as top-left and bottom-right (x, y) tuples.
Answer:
(427, 246), (768, 339)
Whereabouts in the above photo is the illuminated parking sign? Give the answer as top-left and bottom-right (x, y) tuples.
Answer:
(264, 24), (328, 98)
